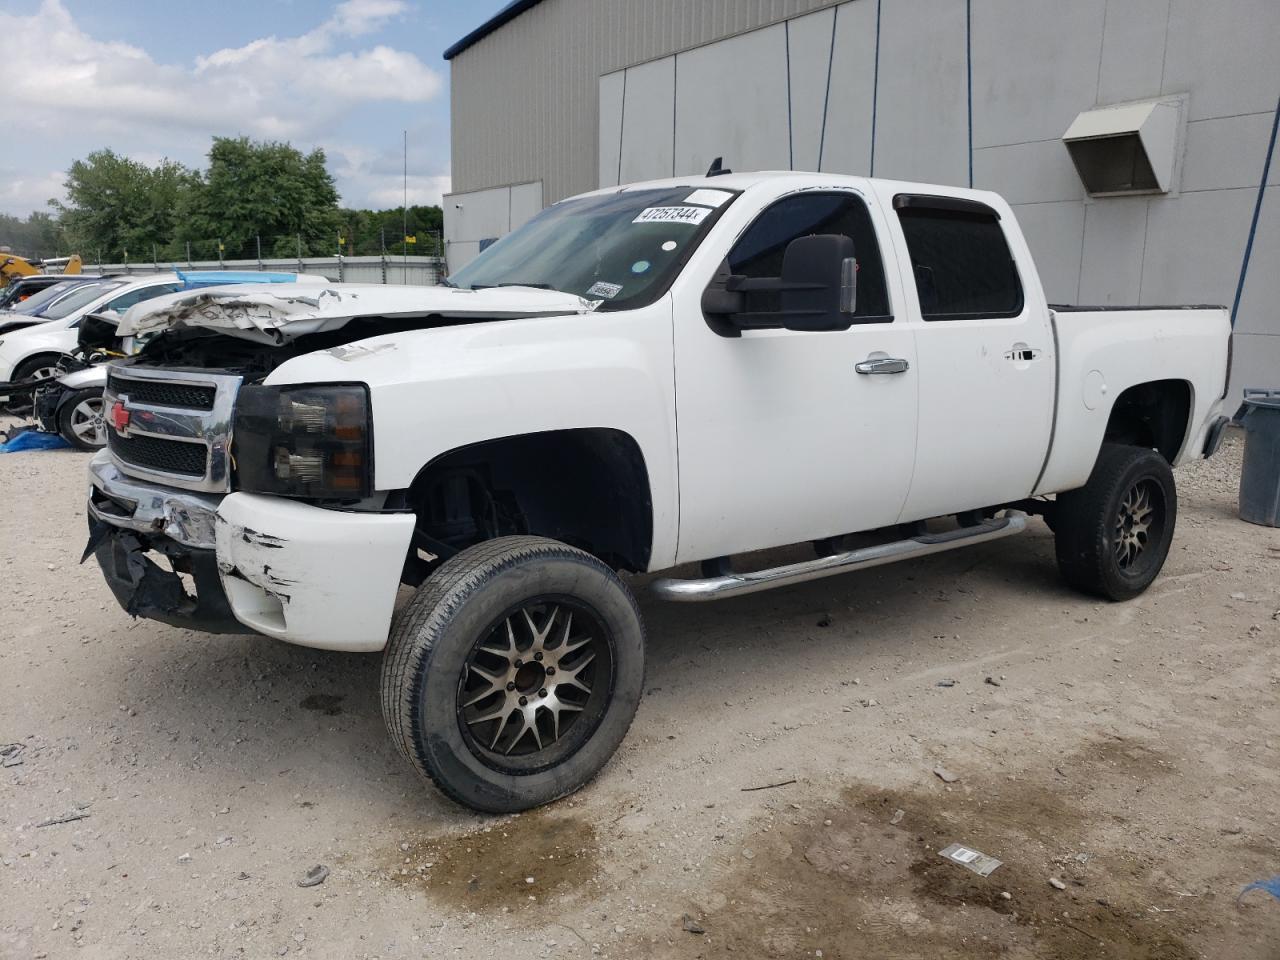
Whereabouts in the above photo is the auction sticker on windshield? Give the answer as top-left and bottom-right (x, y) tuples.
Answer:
(632, 205), (712, 226)
(587, 281), (624, 299)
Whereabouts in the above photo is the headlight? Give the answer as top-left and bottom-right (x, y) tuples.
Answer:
(232, 383), (373, 499)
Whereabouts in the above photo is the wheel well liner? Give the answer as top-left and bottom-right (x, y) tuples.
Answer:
(1102, 379), (1192, 463)
(14, 351), (64, 373)
(400, 428), (654, 574)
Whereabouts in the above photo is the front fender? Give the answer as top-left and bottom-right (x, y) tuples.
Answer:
(58, 365), (107, 391)
(262, 302), (681, 569)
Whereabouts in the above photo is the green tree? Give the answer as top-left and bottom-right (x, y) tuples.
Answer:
(338, 204), (443, 256)
(54, 150), (194, 261)
(179, 137), (344, 259)
(0, 211), (68, 260)
(30, 137), (444, 262)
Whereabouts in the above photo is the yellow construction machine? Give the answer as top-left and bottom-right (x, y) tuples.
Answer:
(0, 253), (82, 287)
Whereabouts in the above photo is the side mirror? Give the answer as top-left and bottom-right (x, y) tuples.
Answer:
(701, 234), (857, 334)
(776, 234), (856, 332)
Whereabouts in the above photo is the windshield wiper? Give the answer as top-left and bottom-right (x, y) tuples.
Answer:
(470, 282), (557, 290)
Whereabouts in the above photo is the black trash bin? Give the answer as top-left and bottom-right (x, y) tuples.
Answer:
(1237, 388), (1280, 527)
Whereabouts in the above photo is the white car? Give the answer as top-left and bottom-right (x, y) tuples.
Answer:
(0, 275), (185, 386)
(86, 170), (1231, 812)
(2, 272), (334, 421)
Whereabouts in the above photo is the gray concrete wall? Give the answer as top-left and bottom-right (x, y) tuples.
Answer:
(450, 0), (1280, 399)
(90, 257), (446, 285)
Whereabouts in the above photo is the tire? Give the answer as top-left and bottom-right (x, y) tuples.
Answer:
(381, 535), (645, 813)
(1054, 443), (1177, 601)
(58, 387), (107, 450)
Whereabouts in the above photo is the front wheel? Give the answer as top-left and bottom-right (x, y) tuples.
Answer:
(4, 354), (62, 416)
(1054, 443), (1177, 600)
(381, 536), (645, 813)
(58, 387), (108, 450)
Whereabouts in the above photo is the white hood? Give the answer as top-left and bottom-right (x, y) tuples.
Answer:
(116, 283), (600, 344)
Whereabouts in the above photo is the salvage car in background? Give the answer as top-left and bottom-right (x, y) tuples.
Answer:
(0, 274), (100, 311)
(0, 275), (111, 336)
(20, 272), (330, 448)
(0, 276), (180, 413)
(83, 171), (1231, 812)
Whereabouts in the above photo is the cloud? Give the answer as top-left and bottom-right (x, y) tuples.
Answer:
(1, 0), (441, 141)
(0, 0), (448, 215)
(0, 170), (67, 214)
(329, 144), (452, 209)
(366, 174), (453, 209)
(330, 0), (412, 37)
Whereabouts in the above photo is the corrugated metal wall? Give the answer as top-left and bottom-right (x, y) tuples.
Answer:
(449, 0), (841, 204)
(449, 0), (1280, 400)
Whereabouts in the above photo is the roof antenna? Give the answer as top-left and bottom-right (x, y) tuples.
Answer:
(705, 156), (731, 177)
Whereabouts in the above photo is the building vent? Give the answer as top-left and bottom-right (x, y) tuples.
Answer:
(1062, 97), (1184, 196)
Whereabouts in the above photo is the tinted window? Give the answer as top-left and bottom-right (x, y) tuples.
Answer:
(39, 281), (125, 319)
(105, 283), (182, 314)
(727, 193), (891, 321)
(8, 279), (91, 315)
(0, 278), (57, 310)
(896, 203), (1022, 320)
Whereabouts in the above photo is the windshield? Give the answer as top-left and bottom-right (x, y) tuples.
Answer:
(7, 279), (82, 315)
(38, 280), (124, 320)
(0, 281), (43, 310)
(447, 186), (738, 309)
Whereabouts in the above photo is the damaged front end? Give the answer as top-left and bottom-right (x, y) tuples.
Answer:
(87, 448), (415, 650)
(82, 281), (579, 649)
(88, 522), (244, 633)
(85, 455), (245, 633)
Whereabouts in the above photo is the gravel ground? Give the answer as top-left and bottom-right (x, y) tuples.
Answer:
(2, 430), (1278, 959)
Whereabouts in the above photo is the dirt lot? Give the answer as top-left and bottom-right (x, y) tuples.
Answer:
(2, 430), (1278, 960)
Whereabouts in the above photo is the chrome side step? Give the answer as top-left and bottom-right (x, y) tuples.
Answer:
(651, 512), (1028, 602)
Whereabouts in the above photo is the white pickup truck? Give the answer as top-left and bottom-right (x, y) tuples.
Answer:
(84, 170), (1232, 812)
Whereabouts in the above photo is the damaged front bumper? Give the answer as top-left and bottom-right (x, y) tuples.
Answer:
(213, 492), (415, 652)
(89, 522), (245, 633)
(87, 451), (416, 651)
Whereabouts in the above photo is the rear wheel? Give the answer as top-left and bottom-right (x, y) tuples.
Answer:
(58, 388), (107, 450)
(1054, 443), (1176, 600)
(381, 536), (645, 813)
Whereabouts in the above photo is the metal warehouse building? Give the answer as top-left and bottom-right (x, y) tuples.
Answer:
(443, 0), (1279, 398)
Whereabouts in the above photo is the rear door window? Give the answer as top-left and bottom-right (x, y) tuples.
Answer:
(895, 198), (1023, 321)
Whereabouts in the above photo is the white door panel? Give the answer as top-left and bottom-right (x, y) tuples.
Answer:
(673, 323), (917, 564)
(901, 315), (1054, 520)
(873, 185), (1056, 523)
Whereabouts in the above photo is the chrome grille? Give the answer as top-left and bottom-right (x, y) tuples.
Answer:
(108, 431), (207, 477)
(103, 363), (243, 493)
(108, 373), (216, 411)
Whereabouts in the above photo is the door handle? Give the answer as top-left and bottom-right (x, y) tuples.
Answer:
(855, 357), (910, 375)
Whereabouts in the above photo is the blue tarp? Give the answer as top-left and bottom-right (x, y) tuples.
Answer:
(177, 271), (300, 289)
(1239, 876), (1280, 904)
(0, 430), (71, 453)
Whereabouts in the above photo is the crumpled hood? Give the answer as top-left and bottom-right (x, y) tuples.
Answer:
(116, 282), (600, 344)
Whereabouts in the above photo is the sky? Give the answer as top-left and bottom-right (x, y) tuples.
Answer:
(0, 0), (510, 217)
